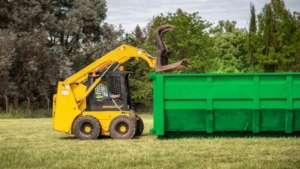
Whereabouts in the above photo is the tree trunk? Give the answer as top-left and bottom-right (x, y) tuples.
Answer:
(4, 95), (9, 113)
(45, 96), (50, 111)
(13, 94), (19, 109)
(27, 97), (31, 116)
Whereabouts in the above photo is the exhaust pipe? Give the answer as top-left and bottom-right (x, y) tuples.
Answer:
(155, 25), (189, 72)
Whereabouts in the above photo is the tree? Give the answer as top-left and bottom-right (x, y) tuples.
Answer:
(248, 2), (258, 71)
(210, 20), (238, 34)
(121, 9), (214, 111)
(121, 24), (153, 111)
(257, 0), (300, 72)
(0, 0), (11, 29)
(209, 21), (248, 72)
(294, 11), (300, 29)
(292, 11), (300, 69)
(0, 30), (15, 105)
(146, 9), (213, 73)
(0, 0), (63, 108)
(47, 0), (124, 70)
(124, 25), (147, 47)
(0, 0), (124, 109)
(72, 23), (124, 72)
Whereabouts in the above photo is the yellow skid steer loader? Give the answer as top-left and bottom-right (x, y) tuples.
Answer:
(52, 25), (188, 139)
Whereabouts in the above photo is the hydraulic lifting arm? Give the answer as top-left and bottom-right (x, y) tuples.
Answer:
(64, 24), (188, 86)
(64, 24), (188, 85)
(61, 25), (188, 106)
(64, 44), (156, 85)
(62, 44), (157, 106)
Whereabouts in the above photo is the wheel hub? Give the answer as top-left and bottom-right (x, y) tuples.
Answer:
(84, 125), (92, 133)
(119, 125), (127, 133)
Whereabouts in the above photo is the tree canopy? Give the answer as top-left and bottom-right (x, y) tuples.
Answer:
(0, 0), (299, 112)
(256, 0), (300, 71)
(0, 0), (123, 109)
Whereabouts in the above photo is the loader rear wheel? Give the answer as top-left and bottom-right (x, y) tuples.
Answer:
(109, 116), (136, 139)
(135, 115), (144, 136)
(73, 116), (101, 140)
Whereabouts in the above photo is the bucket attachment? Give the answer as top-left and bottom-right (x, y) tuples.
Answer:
(155, 25), (189, 72)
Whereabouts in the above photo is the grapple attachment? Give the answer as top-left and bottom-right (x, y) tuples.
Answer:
(155, 25), (189, 72)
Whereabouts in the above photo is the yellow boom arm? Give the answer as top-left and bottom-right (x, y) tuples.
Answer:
(64, 44), (156, 85)
(59, 25), (188, 107)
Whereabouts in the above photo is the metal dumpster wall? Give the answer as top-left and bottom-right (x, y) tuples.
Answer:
(149, 72), (300, 138)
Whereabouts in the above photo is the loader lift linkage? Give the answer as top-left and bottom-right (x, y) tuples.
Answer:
(52, 25), (188, 140)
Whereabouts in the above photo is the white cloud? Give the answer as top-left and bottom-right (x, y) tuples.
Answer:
(106, 0), (300, 32)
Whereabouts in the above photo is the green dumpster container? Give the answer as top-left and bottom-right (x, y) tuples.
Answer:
(149, 72), (300, 138)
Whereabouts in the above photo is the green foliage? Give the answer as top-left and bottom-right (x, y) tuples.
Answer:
(249, 3), (257, 33)
(123, 59), (153, 111)
(149, 9), (213, 73)
(210, 20), (238, 34)
(123, 9), (215, 110)
(209, 21), (249, 73)
(0, 30), (14, 96)
(122, 24), (155, 111)
(72, 23), (124, 71)
(0, 0), (123, 109)
(48, 0), (123, 70)
(129, 78), (153, 112)
(123, 40), (155, 111)
(0, 0), (66, 108)
(248, 2), (258, 71)
(256, 0), (300, 72)
(1, 0), (300, 112)
(124, 25), (147, 47)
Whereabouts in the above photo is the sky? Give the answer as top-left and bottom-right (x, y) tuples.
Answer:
(106, 0), (300, 33)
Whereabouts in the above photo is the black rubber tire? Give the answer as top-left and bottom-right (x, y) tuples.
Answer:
(73, 116), (101, 140)
(135, 115), (144, 136)
(109, 116), (136, 139)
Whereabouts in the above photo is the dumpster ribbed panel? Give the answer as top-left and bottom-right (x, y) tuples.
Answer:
(149, 72), (300, 138)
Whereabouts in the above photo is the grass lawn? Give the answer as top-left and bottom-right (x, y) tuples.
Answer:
(0, 114), (300, 169)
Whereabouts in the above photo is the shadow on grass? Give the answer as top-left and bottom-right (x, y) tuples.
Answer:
(154, 131), (300, 139)
(59, 136), (112, 140)
(59, 136), (77, 140)
(136, 133), (150, 137)
(58, 134), (151, 140)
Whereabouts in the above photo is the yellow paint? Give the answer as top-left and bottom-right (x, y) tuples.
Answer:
(119, 66), (124, 71)
(52, 82), (81, 134)
(119, 125), (127, 133)
(84, 125), (91, 133)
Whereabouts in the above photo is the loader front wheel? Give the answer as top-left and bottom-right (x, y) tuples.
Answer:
(109, 116), (136, 139)
(135, 115), (144, 136)
(73, 116), (101, 140)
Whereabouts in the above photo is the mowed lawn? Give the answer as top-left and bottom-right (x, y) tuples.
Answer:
(0, 114), (300, 169)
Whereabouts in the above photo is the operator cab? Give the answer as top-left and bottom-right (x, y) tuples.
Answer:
(86, 71), (132, 111)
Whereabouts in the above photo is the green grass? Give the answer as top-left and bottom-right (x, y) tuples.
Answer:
(0, 109), (52, 119)
(0, 114), (300, 169)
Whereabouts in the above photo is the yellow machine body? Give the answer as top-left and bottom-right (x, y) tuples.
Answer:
(52, 45), (155, 138)
(52, 25), (188, 139)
